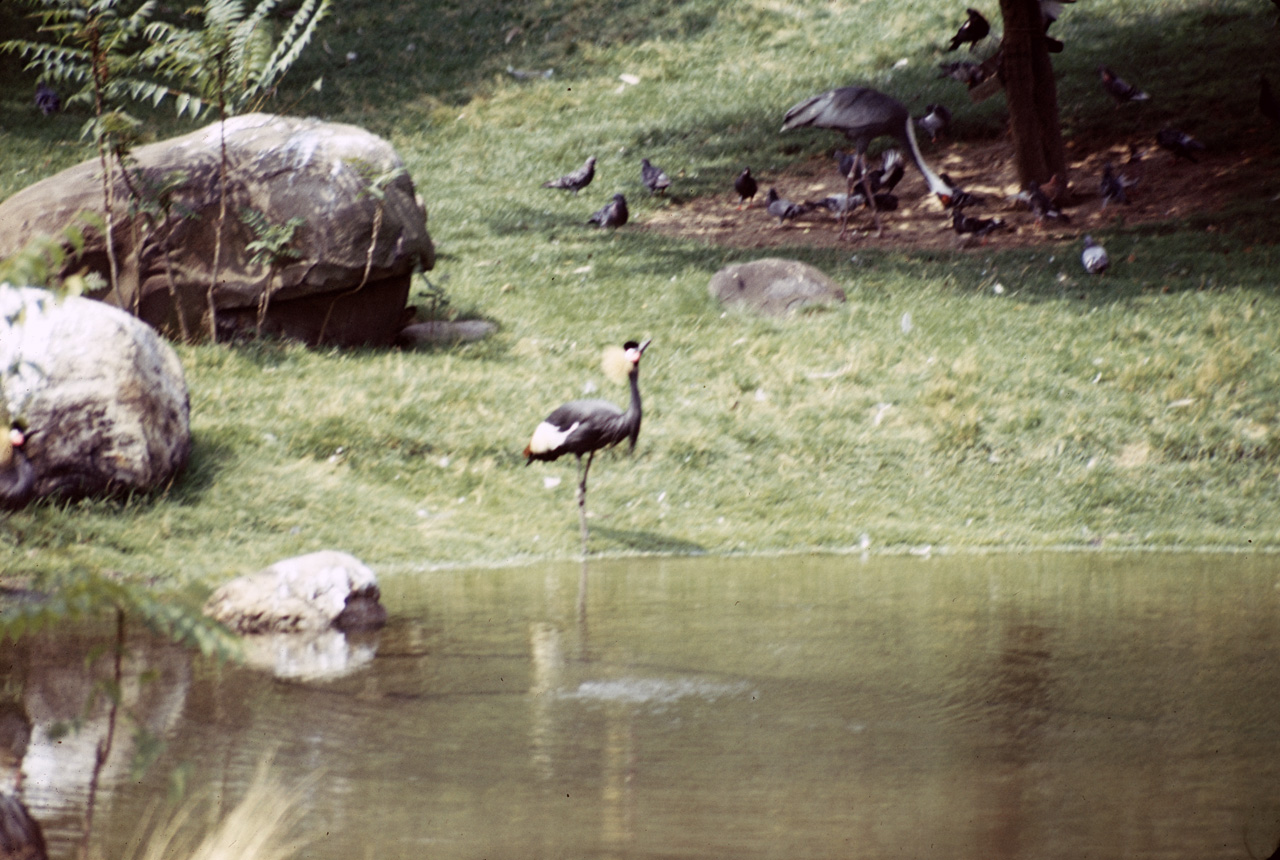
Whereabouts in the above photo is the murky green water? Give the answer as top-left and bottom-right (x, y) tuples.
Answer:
(11, 553), (1280, 860)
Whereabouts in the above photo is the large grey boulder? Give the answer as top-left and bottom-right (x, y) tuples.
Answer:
(0, 284), (190, 502)
(708, 258), (846, 316)
(204, 551), (388, 635)
(0, 114), (434, 347)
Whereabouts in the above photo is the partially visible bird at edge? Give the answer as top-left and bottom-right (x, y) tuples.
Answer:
(734, 167), (758, 208)
(2, 425), (36, 511)
(587, 193), (628, 228)
(543, 156), (597, 194)
(1156, 128), (1205, 163)
(35, 82), (60, 115)
(1098, 65), (1150, 106)
(782, 85), (956, 237)
(524, 339), (651, 556)
(765, 187), (804, 225)
(1082, 235), (1110, 274)
(948, 8), (990, 52)
(640, 158), (671, 195)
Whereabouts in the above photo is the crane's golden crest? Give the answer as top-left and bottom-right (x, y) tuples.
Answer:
(601, 345), (632, 384)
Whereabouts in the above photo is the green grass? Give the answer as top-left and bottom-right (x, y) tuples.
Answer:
(3, 0), (1280, 586)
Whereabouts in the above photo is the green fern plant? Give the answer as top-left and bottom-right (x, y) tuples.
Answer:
(239, 206), (305, 337)
(147, 0), (331, 342)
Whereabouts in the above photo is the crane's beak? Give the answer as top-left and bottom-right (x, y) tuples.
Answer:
(638, 338), (652, 355)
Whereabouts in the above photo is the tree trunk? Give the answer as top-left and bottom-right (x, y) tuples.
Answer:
(998, 0), (1067, 187)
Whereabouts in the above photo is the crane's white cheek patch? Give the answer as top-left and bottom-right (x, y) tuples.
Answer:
(528, 420), (579, 455)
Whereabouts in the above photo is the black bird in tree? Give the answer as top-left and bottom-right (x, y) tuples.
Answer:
(524, 339), (652, 555)
(782, 86), (956, 237)
(1, 425), (36, 511)
(1260, 76), (1280, 125)
(543, 156), (597, 194)
(1156, 128), (1205, 163)
(34, 82), (60, 115)
(948, 8), (990, 52)
(640, 158), (671, 194)
(1098, 66), (1150, 106)
(587, 193), (629, 228)
(733, 167), (758, 208)
(764, 187), (804, 225)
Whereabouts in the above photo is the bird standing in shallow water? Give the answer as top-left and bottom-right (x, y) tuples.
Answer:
(587, 193), (628, 228)
(543, 156), (597, 194)
(525, 339), (651, 556)
(1, 426), (36, 511)
(640, 158), (671, 194)
(733, 167), (758, 208)
(948, 8), (990, 52)
(781, 86), (955, 237)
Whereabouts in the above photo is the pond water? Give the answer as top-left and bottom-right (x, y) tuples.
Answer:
(9, 553), (1280, 860)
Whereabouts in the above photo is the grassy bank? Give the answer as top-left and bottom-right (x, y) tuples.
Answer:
(2, 0), (1279, 585)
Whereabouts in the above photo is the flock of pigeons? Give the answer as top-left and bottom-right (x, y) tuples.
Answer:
(540, 154), (671, 229)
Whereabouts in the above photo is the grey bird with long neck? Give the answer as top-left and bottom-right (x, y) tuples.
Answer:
(524, 339), (651, 555)
(782, 86), (955, 236)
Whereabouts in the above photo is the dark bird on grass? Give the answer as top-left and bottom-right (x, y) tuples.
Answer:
(1, 425), (36, 511)
(1098, 65), (1150, 106)
(34, 82), (60, 115)
(782, 86), (956, 236)
(640, 158), (671, 194)
(938, 60), (984, 85)
(733, 167), (758, 207)
(1015, 180), (1070, 224)
(586, 193), (628, 228)
(543, 156), (597, 194)
(1156, 128), (1205, 162)
(1261, 76), (1280, 125)
(1099, 162), (1135, 207)
(948, 8), (990, 52)
(524, 339), (651, 555)
(765, 187), (804, 225)
(1082, 235), (1110, 273)
(952, 207), (1005, 237)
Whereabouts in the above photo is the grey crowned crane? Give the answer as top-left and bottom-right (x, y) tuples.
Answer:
(1, 426), (35, 511)
(524, 339), (651, 555)
(781, 86), (955, 237)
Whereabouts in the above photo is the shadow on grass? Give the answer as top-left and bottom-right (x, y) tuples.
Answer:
(591, 525), (706, 555)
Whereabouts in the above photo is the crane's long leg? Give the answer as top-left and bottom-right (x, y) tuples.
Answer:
(577, 451), (596, 557)
(860, 169), (883, 237)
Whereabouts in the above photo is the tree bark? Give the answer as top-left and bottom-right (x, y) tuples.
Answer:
(998, 0), (1067, 187)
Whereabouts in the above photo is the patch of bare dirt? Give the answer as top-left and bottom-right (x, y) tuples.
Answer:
(639, 134), (1264, 251)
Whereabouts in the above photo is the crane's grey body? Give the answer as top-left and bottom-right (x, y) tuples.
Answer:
(782, 86), (953, 235)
